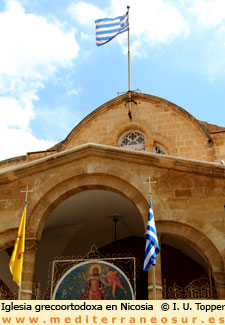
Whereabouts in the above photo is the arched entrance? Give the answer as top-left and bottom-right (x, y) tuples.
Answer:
(33, 189), (147, 299)
(161, 239), (217, 299)
(158, 221), (224, 299)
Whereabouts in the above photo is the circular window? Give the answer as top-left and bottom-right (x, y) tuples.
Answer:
(119, 131), (146, 151)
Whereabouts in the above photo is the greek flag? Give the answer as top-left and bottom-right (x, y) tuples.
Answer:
(95, 11), (129, 46)
(143, 201), (159, 272)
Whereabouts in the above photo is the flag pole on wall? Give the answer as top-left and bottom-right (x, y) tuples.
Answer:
(143, 177), (159, 300)
(95, 7), (131, 116)
(9, 202), (26, 299)
(127, 6), (131, 93)
(127, 6), (132, 119)
(9, 185), (32, 299)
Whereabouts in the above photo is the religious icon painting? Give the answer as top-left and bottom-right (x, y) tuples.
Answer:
(52, 260), (135, 300)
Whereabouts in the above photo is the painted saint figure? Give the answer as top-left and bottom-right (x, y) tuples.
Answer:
(81, 263), (108, 299)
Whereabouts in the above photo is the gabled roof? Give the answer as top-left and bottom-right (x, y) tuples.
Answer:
(199, 121), (225, 134)
(51, 92), (215, 152)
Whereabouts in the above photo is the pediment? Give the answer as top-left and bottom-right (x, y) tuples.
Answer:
(52, 92), (214, 162)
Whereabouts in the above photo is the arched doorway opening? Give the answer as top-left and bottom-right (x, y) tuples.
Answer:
(0, 249), (17, 299)
(158, 220), (224, 299)
(161, 237), (217, 299)
(33, 189), (147, 299)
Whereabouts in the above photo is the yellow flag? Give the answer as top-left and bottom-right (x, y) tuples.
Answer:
(9, 204), (26, 286)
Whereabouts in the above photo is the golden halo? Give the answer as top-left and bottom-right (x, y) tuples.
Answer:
(90, 263), (102, 275)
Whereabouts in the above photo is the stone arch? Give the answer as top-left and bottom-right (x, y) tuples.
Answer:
(114, 124), (175, 155)
(158, 218), (224, 294)
(116, 124), (147, 145)
(50, 92), (215, 161)
(0, 229), (18, 251)
(148, 131), (174, 154)
(55, 92), (214, 151)
(158, 220), (224, 272)
(27, 173), (149, 241)
(118, 130), (146, 151)
(158, 220), (225, 298)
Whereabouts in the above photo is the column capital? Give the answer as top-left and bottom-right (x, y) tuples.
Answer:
(25, 238), (40, 253)
(212, 271), (225, 299)
(212, 271), (225, 288)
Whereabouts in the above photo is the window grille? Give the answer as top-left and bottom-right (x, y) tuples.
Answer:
(119, 131), (146, 151)
(153, 143), (167, 155)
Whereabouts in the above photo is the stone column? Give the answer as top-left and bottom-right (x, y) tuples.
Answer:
(213, 271), (225, 299)
(20, 238), (39, 300)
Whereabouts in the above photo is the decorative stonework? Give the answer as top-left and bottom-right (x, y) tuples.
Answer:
(213, 271), (225, 288)
(61, 93), (214, 150)
(25, 238), (40, 253)
(0, 141), (224, 299)
(119, 131), (146, 151)
(153, 143), (168, 155)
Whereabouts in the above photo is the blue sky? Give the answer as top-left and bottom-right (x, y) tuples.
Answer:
(1, 0), (225, 160)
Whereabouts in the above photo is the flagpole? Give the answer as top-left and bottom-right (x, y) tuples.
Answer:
(17, 200), (27, 300)
(150, 195), (157, 300)
(127, 6), (132, 119)
(17, 202), (26, 300)
(127, 5), (131, 92)
(144, 177), (157, 300)
(152, 262), (156, 300)
(18, 186), (32, 299)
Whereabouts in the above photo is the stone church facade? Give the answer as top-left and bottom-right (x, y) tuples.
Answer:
(0, 92), (225, 299)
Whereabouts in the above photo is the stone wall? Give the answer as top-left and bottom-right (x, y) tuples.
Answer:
(63, 94), (215, 162)
(0, 144), (224, 298)
(212, 132), (225, 162)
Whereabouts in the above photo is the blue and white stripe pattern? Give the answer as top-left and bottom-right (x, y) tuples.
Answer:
(95, 11), (129, 46)
(144, 201), (159, 272)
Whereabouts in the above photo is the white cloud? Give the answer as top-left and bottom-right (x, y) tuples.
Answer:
(189, 0), (225, 27)
(130, 40), (147, 59)
(68, 1), (106, 26)
(0, 127), (55, 161)
(185, 0), (225, 79)
(118, 37), (147, 58)
(0, 0), (79, 79)
(66, 87), (82, 97)
(0, 93), (55, 160)
(111, 0), (189, 44)
(0, 95), (34, 129)
(0, 0), (80, 161)
(80, 32), (92, 40)
(69, 0), (189, 57)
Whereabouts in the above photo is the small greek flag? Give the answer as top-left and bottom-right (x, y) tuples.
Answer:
(95, 11), (129, 46)
(143, 201), (159, 272)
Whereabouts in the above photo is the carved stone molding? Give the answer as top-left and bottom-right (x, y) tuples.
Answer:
(213, 271), (225, 288)
(25, 238), (40, 253)
(62, 93), (213, 150)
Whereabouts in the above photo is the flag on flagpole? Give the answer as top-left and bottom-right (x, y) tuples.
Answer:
(95, 11), (129, 46)
(9, 203), (26, 286)
(144, 200), (159, 272)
